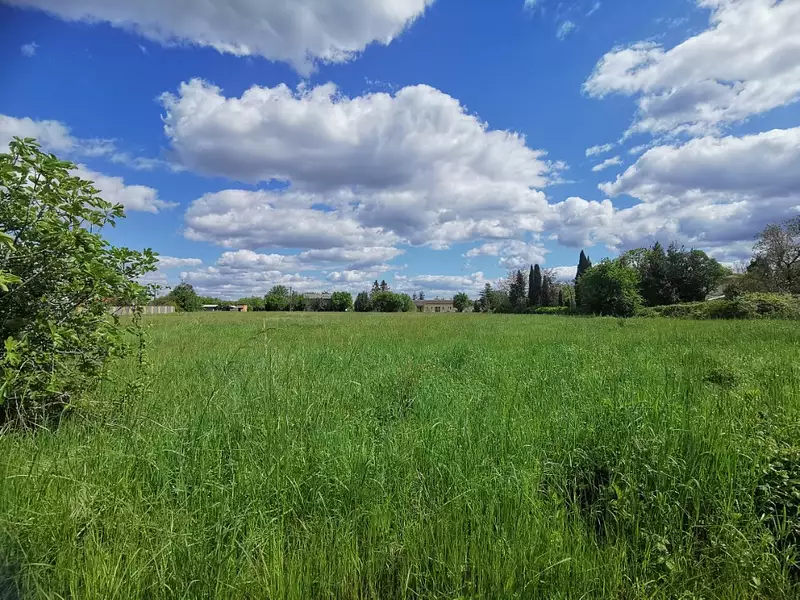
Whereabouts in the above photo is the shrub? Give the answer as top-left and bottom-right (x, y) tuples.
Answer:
(577, 260), (643, 317)
(354, 291), (372, 312)
(637, 293), (800, 320)
(166, 283), (202, 312)
(0, 138), (157, 427)
(371, 291), (406, 313)
(330, 291), (353, 312)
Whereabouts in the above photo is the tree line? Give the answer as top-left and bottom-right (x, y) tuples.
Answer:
(454, 217), (799, 317)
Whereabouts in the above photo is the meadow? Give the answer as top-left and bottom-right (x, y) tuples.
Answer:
(1, 312), (799, 599)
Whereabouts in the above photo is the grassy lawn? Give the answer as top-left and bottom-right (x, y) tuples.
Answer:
(2, 313), (799, 598)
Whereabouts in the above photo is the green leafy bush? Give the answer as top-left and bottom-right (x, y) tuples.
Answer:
(639, 293), (800, 320)
(0, 138), (157, 428)
(577, 260), (643, 317)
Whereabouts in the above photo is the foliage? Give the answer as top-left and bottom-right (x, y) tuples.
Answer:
(330, 291), (353, 312)
(666, 243), (729, 302)
(752, 217), (800, 293)
(541, 271), (552, 307)
(452, 292), (472, 313)
(574, 250), (592, 306)
(0, 137), (156, 427)
(507, 269), (527, 311)
(529, 264), (542, 307)
(399, 293), (415, 313)
(354, 291), (372, 313)
(640, 293), (800, 320)
(621, 242), (728, 306)
(371, 291), (407, 312)
(264, 285), (290, 311)
(166, 283), (202, 312)
(577, 260), (642, 317)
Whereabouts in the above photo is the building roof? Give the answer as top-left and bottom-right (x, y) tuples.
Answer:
(414, 299), (454, 305)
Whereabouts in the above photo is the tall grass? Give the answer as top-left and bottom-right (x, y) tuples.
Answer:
(2, 313), (799, 598)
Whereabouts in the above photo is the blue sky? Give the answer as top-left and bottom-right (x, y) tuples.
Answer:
(1, 0), (798, 299)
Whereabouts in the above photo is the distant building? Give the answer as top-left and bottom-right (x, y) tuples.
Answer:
(414, 299), (456, 313)
(304, 292), (332, 301)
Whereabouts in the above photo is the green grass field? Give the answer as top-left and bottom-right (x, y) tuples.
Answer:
(2, 313), (799, 598)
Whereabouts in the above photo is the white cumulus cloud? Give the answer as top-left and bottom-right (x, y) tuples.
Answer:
(584, 0), (800, 136)
(591, 156), (622, 172)
(5, 0), (434, 73)
(157, 256), (203, 269)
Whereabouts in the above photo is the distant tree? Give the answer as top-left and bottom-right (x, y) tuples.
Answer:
(528, 265), (536, 306)
(577, 260), (642, 317)
(330, 291), (353, 312)
(412, 292), (418, 301)
(541, 273), (552, 307)
(289, 292), (306, 311)
(418, 290), (425, 300)
(752, 216), (800, 293)
(371, 280), (381, 295)
(508, 270), (527, 311)
(354, 291), (372, 312)
(372, 291), (405, 312)
(169, 283), (202, 312)
(264, 285), (290, 311)
(479, 283), (494, 313)
(380, 280), (389, 292)
(399, 294), (415, 312)
(666, 244), (728, 302)
(574, 250), (592, 306)
(529, 264), (543, 307)
(453, 292), (472, 313)
(634, 242), (676, 306)
(558, 288), (564, 307)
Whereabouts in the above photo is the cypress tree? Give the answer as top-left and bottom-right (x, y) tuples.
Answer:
(528, 265), (536, 306)
(541, 274), (551, 307)
(575, 250), (591, 307)
(530, 264), (543, 307)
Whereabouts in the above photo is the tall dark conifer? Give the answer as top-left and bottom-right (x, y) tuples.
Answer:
(528, 265), (536, 306)
(575, 251), (592, 306)
(541, 274), (551, 307)
(530, 264), (543, 307)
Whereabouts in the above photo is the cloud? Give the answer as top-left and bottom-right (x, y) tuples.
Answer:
(183, 189), (398, 250)
(539, 127), (800, 261)
(73, 165), (176, 213)
(161, 79), (554, 191)
(0, 114), (74, 152)
(394, 272), (490, 297)
(167, 80), (562, 249)
(591, 156), (622, 172)
(584, 0), (800, 136)
(586, 2), (601, 17)
(157, 256), (203, 269)
(556, 20), (576, 39)
(7, 0), (434, 73)
(0, 115), (174, 214)
(1, 113), (173, 173)
(550, 266), (578, 282)
(326, 266), (392, 284)
(465, 240), (549, 269)
(585, 142), (614, 157)
(20, 41), (38, 57)
(601, 127), (800, 200)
